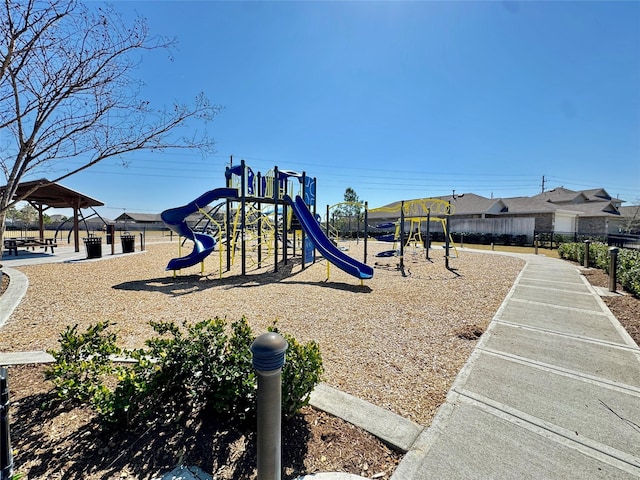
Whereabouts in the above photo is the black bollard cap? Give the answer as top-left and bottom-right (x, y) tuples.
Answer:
(251, 332), (288, 372)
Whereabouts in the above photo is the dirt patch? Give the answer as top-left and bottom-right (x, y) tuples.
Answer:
(8, 365), (399, 480)
(453, 324), (484, 340)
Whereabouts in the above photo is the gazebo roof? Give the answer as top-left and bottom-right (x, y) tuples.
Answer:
(4, 178), (104, 209)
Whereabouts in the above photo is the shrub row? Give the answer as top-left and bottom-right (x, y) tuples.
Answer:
(369, 231), (530, 246)
(45, 317), (323, 429)
(558, 242), (640, 297)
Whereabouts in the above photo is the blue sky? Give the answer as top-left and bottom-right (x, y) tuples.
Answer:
(40, 0), (639, 219)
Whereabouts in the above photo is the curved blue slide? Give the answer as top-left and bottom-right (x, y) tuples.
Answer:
(285, 195), (374, 280)
(161, 188), (238, 270)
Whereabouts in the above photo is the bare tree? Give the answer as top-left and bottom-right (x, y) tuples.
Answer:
(620, 202), (640, 234)
(0, 0), (221, 249)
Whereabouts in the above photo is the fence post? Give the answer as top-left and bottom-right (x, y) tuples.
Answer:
(583, 240), (591, 268)
(534, 234), (539, 255)
(608, 247), (619, 293)
(1, 367), (13, 480)
(251, 332), (288, 480)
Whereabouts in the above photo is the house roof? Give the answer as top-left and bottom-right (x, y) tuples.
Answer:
(501, 196), (561, 214)
(619, 205), (640, 218)
(114, 212), (217, 225)
(115, 212), (162, 222)
(567, 201), (621, 216)
(532, 188), (590, 204)
(581, 188), (613, 201)
(369, 187), (624, 219)
(531, 187), (622, 205)
(441, 193), (506, 215)
(369, 193), (505, 219)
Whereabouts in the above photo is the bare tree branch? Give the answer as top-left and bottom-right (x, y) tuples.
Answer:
(0, 0), (221, 248)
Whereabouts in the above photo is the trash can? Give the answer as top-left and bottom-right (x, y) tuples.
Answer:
(83, 237), (102, 259)
(121, 234), (135, 253)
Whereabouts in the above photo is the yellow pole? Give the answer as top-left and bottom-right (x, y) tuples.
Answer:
(326, 261), (330, 280)
(219, 235), (223, 279)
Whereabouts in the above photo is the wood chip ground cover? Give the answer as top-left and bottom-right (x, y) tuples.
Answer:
(2, 239), (528, 478)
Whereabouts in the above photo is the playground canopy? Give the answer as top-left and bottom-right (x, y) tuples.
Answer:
(1, 178), (104, 252)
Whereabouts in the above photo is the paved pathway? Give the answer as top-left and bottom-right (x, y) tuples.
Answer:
(392, 253), (640, 479)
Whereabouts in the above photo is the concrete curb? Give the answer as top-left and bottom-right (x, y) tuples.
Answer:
(309, 383), (424, 452)
(296, 474), (369, 479)
(0, 266), (28, 330)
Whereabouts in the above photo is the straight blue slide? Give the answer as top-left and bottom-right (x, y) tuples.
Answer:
(285, 195), (373, 280)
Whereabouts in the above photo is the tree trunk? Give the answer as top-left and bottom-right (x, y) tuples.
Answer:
(0, 210), (7, 258)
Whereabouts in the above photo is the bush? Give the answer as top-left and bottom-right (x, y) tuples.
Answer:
(269, 323), (323, 417)
(558, 242), (640, 297)
(45, 317), (324, 429)
(618, 248), (640, 296)
(515, 235), (528, 246)
(45, 322), (121, 405)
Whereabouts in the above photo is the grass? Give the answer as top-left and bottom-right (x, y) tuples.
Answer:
(456, 243), (561, 259)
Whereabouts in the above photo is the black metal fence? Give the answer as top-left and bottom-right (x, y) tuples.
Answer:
(607, 234), (640, 249)
(369, 229), (640, 250)
(534, 231), (640, 250)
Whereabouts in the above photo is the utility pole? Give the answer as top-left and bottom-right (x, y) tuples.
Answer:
(541, 175), (546, 193)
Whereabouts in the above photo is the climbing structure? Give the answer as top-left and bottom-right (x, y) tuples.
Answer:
(161, 159), (374, 281)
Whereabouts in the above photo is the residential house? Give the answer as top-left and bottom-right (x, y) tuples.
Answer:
(369, 187), (631, 244)
(114, 210), (224, 232)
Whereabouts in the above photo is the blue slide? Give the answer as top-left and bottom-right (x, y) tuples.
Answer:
(161, 188), (238, 270)
(285, 195), (374, 280)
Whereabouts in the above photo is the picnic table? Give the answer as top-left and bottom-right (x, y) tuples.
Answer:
(3, 237), (57, 256)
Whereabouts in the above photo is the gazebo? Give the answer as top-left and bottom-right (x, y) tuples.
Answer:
(2, 179), (104, 252)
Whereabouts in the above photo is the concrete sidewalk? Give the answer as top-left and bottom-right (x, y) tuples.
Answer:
(392, 254), (640, 479)
(0, 243), (146, 267)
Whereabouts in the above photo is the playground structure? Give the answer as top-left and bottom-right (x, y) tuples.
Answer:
(369, 198), (458, 272)
(161, 159), (458, 280)
(161, 160), (373, 281)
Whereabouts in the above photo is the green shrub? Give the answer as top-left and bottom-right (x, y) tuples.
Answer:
(269, 323), (324, 417)
(45, 317), (324, 429)
(142, 317), (256, 416)
(618, 248), (640, 296)
(591, 243), (611, 271)
(45, 322), (121, 405)
(558, 242), (582, 263)
(558, 242), (639, 297)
